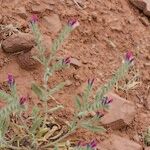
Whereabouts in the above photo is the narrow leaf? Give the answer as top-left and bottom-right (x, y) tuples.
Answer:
(75, 96), (82, 111)
(48, 82), (65, 96)
(32, 106), (40, 118)
(31, 83), (46, 101)
(81, 123), (106, 132)
(0, 90), (13, 103)
(47, 105), (64, 113)
(30, 117), (43, 134)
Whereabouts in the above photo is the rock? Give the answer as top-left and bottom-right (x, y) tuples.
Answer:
(133, 134), (141, 143)
(129, 0), (150, 17)
(65, 80), (73, 87)
(0, 14), (3, 23)
(101, 134), (142, 150)
(2, 33), (34, 53)
(146, 94), (150, 110)
(31, 3), (53, 13)
(17, 48), (41, 71)
(42, 14), (62, 34)
(70, 58), (82, 68)
(16, 6), (28, 19)
(139, 17), (149, 26)
(101, 93), (136, 129)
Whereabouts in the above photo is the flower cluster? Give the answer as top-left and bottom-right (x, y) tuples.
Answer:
(62, 57), (71, 65)
(30, 14), (38, 24)
(19, 96), (27, 105)
(101, 96), (113, 106)
(77, 140), (97, 150)
(68, 19), (80, 29)
(7, 74), (15, 87)
(88, 79), (95, 87)
(125, 51), (134, 63)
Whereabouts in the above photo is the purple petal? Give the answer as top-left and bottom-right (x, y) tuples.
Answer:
(88, 79), (95, 86)
(68, 19), (79, 29)
(7, 74), (15, 87)
(30, 14), (38, 24)
(107, 98), (113, 104)
(90, 140), (97, 148)
(125, 51), (134, 63)
(19, 96), (27, 105)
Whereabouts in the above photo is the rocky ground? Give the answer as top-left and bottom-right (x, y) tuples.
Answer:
(0, 0), (150, 149)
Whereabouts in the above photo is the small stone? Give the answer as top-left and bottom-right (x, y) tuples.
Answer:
(130, 0), (150, 17)
(43, 0), (55, 5)
(2, 33), (34, 53)
(139, 17), (149, 26)
(70, 58), (82, 68)
(17, 48), (41, 71)
(110, 22), (123, 32)
(31, 3), (53, 13)
(16, 6), (28, 19)
(65, 80), (73, 87)
(42, 14), (62, 34)
(101, 134), (142, 150)
(133, 134), (141, 143)
(146, 94), (150, 110)
(0, 14), (3, 23)
(101, 93), (136, 129)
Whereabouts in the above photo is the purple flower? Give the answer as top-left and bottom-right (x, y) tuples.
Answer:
(7, 74), (15, 87)
(62, 57), (71, 65)
(125, 51), (134, 63)
(77, 140), (97, 149)
(89, 140), (97, 148)
(30, 14), (38, 24)
(101, 97), (113, 105)
(88, 79), (94, 87)
(68, 19), (79, 29)
(19, 96), (27, 105)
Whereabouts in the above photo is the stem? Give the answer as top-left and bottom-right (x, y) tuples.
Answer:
(42, 101), (48, 128)
(42, 65), (49, 128)
(19, 113), (30, 135)
(6, 145), (26, 150)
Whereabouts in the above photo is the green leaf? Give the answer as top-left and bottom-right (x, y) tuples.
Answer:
(48, 82), (65, 96)
(31, 83), (47, 101)
(30, 117), (43, 134)
(75, 96), (82, 111)
(50, 59), (64, 74)
(47, 105), (64, 113)
(0, 90), (13, 103)
(81, 123), (106, 133)
(32, 106), (40, 118)
(54, 145), (59, 150)
(0, 117), (10, 137)
(82, 84), (93, 109)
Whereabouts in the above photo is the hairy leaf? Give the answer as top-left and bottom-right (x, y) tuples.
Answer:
(81, 123), (106, 133)
(0, 90), (13, 103)
(30, 117), (43, 134)
(32, 106), (40, 118)
(48, 82), (65, 96)
(47, 105), (64, 113)
(31, 83), (47, 101)
(75, 96), (82, 111)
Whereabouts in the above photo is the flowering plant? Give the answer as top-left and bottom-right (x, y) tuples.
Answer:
(0, 15), (134, 149)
